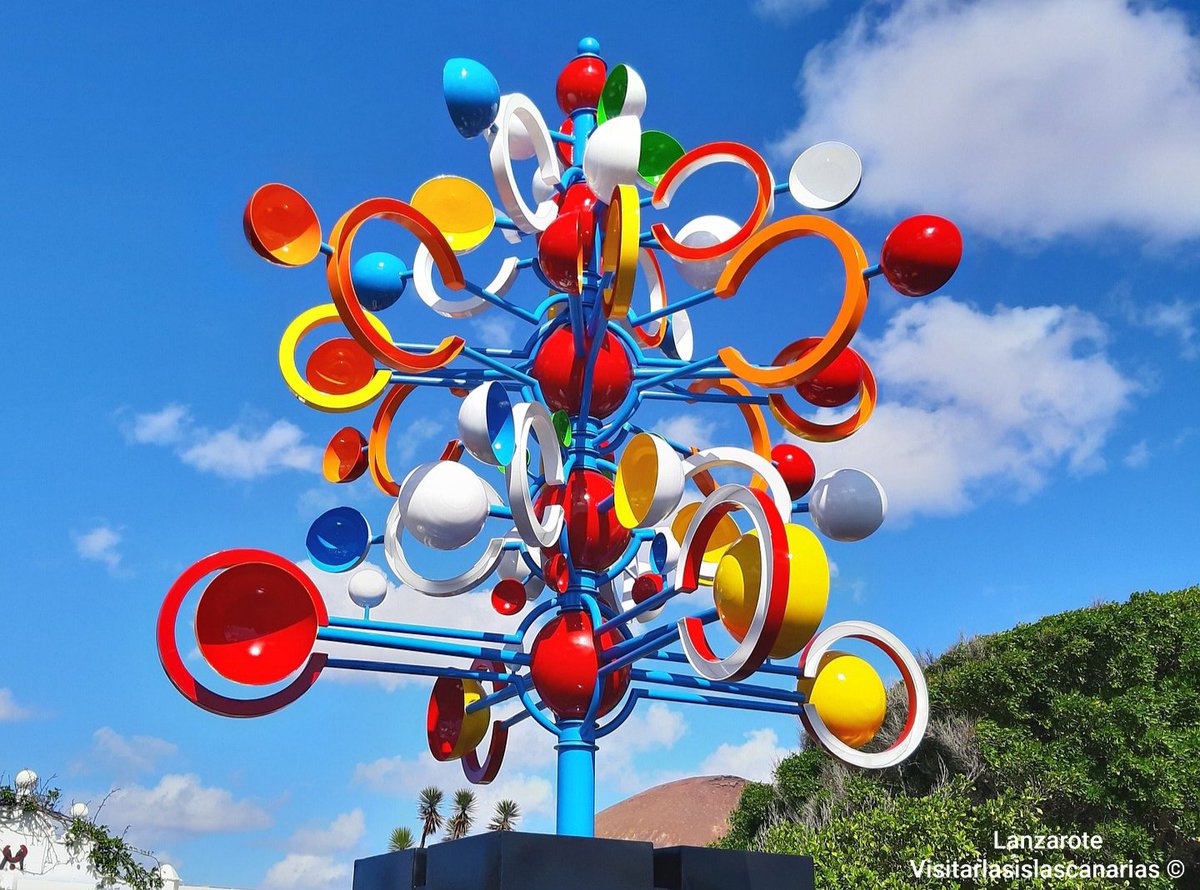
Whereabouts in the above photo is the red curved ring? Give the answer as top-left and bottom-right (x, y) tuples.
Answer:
(462, 658), (509, 785)
(326, 197), (466, 373)
(156, 549), (328, 718)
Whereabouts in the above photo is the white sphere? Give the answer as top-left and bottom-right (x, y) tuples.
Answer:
(14, 769), (37, 790)
(673, 215), (741, 290)
(532, 168), (557, 204)
(508, 112), (536, 161)
(809, 468), (888, 542)
(348, 568), (388, 609)
(70, 802), (89, 819)
(583, 114), (641, 201)
(399, 461), (491, 551)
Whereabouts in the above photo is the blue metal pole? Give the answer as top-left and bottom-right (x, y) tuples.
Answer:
(555, 720), (597, 837)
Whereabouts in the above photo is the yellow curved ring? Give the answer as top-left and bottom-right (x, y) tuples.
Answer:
(602, 184), (639, 319)
(278, 305), (392, 413)
(715, 215), (869, 389)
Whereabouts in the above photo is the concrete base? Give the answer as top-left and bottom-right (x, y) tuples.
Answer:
(352, 833), (814, 890)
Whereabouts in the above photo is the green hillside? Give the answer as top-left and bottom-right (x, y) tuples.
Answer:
(716, 587), (1200, 888)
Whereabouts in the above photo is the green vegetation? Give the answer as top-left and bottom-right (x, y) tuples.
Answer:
(391, 786), (522, 851)
(716, 587), (1200, 888)
(0, 779), (162, 890)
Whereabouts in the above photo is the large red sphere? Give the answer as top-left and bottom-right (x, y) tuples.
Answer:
(535, 469), (631, 572)
(556, 56), (607, 114)
(537, 211), (587, 294)
(532, 326), (633, 419)
(880, 215), (962, 297)
(771, 443), (816, 500)
(529, 610), (630, 719)
(788, 338), (863, 407)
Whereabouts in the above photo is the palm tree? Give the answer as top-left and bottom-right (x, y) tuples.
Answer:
(488, 799), (520, 832)
(417, 786), (445, 848)
(443, 788), (477, 841)
(388, 826), (415, 852)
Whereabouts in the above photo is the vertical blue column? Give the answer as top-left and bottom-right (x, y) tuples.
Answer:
(555, 721), (598, 836)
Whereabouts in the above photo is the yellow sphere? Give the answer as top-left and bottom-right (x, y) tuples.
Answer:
(450, 679), (490, 760)
(798, 652), (886, 749)
(711, 523), (829, 658)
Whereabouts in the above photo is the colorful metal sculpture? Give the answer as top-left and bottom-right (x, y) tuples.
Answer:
(158, 39), (963, 837)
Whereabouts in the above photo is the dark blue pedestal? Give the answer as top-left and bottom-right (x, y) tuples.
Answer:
(352, 832), (814, 890)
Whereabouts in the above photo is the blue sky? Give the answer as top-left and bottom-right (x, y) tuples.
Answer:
(2, 0), (1199, 887)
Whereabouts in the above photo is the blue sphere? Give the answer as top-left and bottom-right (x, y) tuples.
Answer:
(351, 252), (407, 311)
(443, 57), (500, 139)
(306, 506), (371, 573)
(577, 37), (601, 56)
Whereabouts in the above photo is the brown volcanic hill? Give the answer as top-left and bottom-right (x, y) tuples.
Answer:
(595, 775), (748, 847)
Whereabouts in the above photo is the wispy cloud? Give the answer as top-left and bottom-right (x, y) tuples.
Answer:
(752, 0), (828, 22)
(73, 524), (123, 573)
(0, 689), (32, 722)
(100, 773), (271, 840)
(87, 727), (178, 776)
(699, 727), (793, 783)
(124, 404), (320, 480)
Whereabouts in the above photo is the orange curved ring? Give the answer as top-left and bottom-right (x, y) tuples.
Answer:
(688, 378), (772, 490)
(326, 197), (466, 373)
(650, 142), (773, 262)
(715, 215), (869, 389)
(768, 349), (877, 443)
(368, 383), (416, 496)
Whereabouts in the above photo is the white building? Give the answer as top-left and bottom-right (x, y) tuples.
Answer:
(1, 770), (244, 890)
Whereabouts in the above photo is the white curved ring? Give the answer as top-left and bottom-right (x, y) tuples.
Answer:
(798, 620), (929, 769)
(682, 446), (792, 519)
(507, 401), (565, 549)
(488, 94), (561, 234)
(414, 245), (519, 319)
(384, 480), (506, 597)
(677, 483), (784, 682)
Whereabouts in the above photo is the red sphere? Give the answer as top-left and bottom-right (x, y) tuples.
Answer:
(788, 337), (863, 408)
(529, 610), (630, 719)
(771, 444), (816, 500)
(556, 56), (607, 114)
(556, 117), (575, 166)
(305, 337), (375, 395)
(532, 326), (633, 419)
(880, 215), (962, 297)
(491, 578), (526, 616)
(631, 573), (664, 605)
(537, 211), (587, 294)
(556, 183), (598, 215)
(535, 468), (631, 572)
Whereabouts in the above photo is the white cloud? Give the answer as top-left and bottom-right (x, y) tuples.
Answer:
(798, 298), (1134, 519)
(1129, 298), (1199, 359)
(753, 0), (828, 21)
(286, 809), (365, 854)
(179, 420), (319, 479)
(595, 703), (690, 795)
(1124, 439), (1151, 469)
(90, 727), (177, 775)
(73, 525), (122, 572)
(652, 415), (719, 451)
(778, 0), (1200, 243)
(262, 854), (351, 890)
(125, 404), (320, 480)
(394, 418), (444, 464)
(124, 404), (191, 445)
(0, 689), (31, 722)
(470, 313), (521, 349)
(101, 773), (271, 838)
(699, 728), (792, 783)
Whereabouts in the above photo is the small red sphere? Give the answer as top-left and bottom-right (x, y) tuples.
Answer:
(880, 215), (962, 297)
(537, 211), (587, 294)
(322, 426), (368, 483)
(556, 117), (575, 166)
(556, 56), (607, 114)
(535, 469), (631, 572)
(491, 579), (526, 616)
(631, 573), (664, 605)
(532, 326), (633, 419)
(529, 610), (629, 719)
(788, 338), (863, 408)
(771, 444), (816, 500)
(556, 183), (598, 215)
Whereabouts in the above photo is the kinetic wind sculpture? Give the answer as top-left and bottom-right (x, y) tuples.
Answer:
(157, 39), (963, 837)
